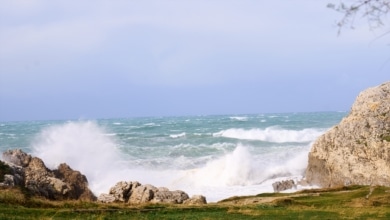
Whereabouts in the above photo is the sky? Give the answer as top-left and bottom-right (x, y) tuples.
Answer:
(0, 0), (389, 121)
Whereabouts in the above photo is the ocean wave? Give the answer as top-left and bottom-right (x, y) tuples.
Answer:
(143, 123), (160, 127)
(213, 127), (326, 143)
(30, 121), (126, 195)
(173, 144), (309, 189)
(229, 116), (248, 121)
(170, 132), (186, 138)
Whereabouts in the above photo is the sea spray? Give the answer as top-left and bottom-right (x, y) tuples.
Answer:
(213, 127), (326, 143)
(31, 121), (130, 195)
(181, 144), (255, 187)
(0, 112), (347, 202)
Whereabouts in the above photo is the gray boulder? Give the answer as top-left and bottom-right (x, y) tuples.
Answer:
(272, 180), (296, 192)
(98, 181), (206, 205)
(152, 190), (189, 204)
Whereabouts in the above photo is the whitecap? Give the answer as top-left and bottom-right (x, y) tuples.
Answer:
(170, 132), (186, 138)
(213, 127), (326, 143)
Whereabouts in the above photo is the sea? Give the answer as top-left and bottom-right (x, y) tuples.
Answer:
(0, 112), (346, 202)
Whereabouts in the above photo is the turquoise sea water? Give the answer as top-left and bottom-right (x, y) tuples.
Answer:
(0, 112), (346, 202)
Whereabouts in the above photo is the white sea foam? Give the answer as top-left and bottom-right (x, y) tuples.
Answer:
(213, 127), (325, 143)
(229, 116), (248, 121)
(170, 132), (186, 138)
(30, 121), (132, 195)
(29, 121), (314, 202)
(144, 123), (160, 127)
(171, 144), (311, 201)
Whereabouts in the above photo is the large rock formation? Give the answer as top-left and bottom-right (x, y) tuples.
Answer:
(98, 180), (206, 205)
(306, 82), (390, 187)
(1, 149), (95, 201)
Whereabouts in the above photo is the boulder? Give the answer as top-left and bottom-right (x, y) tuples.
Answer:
(272, 180), (296, 192)
(97, 193), (116, 203)
(2, 149), (31, 167)
(183, 195), (207, 205)
(53, 163), (96, 201)
(306, 82), (390, 187)
(128, 184), (157, 204)
(1, 149), (95, 201)
(99, 181), (205, 205)
(108, 181), (140, 202)
(152, 190), (189, 204)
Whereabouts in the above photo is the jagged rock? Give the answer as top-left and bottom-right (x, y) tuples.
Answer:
(98, 193), (116, 203)
(152, 190), (189, 204)
(0, 161), (24, 187)
(306, 82), (390, 188)
(2, 175), (16, 186)
(2, 149), (31, 167)
(99, 181), (206, 205)
(128, 184), (157, 204)
(183, 195), (207, 205)
(54, 163), (96, 201)
(272, 180), (296, 192)
(108, 181), (141, 202)
(1, 149), (95, 201)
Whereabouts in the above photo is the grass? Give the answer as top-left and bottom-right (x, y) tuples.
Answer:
(381, 135), (390, 142)
(0, 185), (389, 219)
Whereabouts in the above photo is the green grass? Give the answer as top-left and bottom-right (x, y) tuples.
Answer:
(0, 185), (390, 219)
(382, 135), (390, 142)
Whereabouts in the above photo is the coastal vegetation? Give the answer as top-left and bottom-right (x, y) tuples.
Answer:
(1, 185), (389, 219)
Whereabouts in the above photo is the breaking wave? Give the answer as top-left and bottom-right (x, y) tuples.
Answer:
(213, 127), (325, 143)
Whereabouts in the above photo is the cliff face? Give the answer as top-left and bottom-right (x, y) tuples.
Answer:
(306, 82), (390, 187)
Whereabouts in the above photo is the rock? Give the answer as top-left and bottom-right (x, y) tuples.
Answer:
(128, 184), (157, 204)
(183, 195), (207, 205)
(272, 180), (296, 192)
(0, 161), (24, 187)
(53, 163), (96, 201)
(99, 180), (206, 205)
(108, 181), (140, 202)
(2, 174), (16, 186)
(152, 190), (189, 204)
(306, 82), (390, 188)
(98, 193), (116, 203)
(2, 149), (31, 167)
(1, 149), (95, 201)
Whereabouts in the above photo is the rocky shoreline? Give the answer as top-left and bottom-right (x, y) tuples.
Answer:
(0, 149), (206, 205)
(1, 81), (389, 205)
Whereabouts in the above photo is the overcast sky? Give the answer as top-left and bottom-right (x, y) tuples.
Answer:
(0, 0), (389, 121)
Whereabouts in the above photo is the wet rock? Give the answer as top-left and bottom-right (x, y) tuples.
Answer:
(272, 180), (296, 192)
(2, 149), (31, 167)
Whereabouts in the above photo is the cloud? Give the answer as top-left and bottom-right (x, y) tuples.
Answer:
(0, 0), (388, 92)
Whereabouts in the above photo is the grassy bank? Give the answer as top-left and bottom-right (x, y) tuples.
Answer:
(1, 185), (389, 219)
